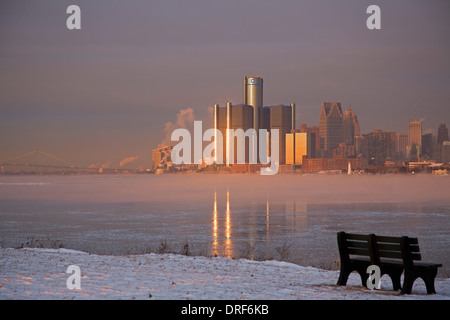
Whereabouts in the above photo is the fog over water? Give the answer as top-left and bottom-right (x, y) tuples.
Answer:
(1, 174), (449, 277)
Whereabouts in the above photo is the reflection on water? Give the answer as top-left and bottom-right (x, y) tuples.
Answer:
(205, 188), (449, 277)
(212, 190), (218, 256)
(211, 189), (234, 258)
(266, 199), (269, 237)
(284, 201), (308, 233)
(211, 189), (310, 259)
(225, 189), (231, 257)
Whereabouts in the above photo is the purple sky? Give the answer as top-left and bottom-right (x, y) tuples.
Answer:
(1, 0), (449, 168)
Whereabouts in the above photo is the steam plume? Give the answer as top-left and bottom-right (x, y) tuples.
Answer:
(159, 107), (196, 147)
(119, 156), (139, 167)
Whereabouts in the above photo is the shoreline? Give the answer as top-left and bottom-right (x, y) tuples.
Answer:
(1, 247), (449, 300)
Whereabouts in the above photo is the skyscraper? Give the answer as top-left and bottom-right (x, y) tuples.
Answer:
(408, 120), (422, 147)
(270, 105), (294, 164)
(343, 105), (360, 146)
(366, 130), (397, 165)
(213, 76), (295, 166)
(435, 141), (450, 163)
(437, 124), (449, 145)
(243, 76), (263, 162)
(244, 76), (295, 164)
(300, 124), (320, 155)
(243, 76), (263, 131)
(421, 133), (433, 160)
(260, 106), (271, 131)
(408, 119), (422, 160)
(286, 131), (316, 165)
(214, 102), (253, 164)
(396, 133), (408, 160)
(319, 101), (344, 158)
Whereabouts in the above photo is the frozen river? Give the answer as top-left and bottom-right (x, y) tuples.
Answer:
(1, 174), (449, 277)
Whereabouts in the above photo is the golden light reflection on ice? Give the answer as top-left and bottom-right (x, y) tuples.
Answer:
(211, 189), (233, 258)
(211, 189), (312, 259)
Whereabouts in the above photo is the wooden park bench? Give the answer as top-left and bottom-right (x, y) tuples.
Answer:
(337, 231), (442, 294)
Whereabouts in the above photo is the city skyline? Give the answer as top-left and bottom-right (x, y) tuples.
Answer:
(205, 75), (450, 173)
(1, 0), (449, 168)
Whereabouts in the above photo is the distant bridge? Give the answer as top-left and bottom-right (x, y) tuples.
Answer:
(0, 150), (140, 173)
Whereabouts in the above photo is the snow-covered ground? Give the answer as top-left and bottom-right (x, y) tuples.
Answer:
(0, 247), (449, 300)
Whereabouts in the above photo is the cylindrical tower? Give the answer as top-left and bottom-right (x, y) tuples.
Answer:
(243, 76), (263, 131)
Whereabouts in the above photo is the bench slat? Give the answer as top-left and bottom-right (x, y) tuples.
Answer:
(377, 243), (400, 252)
(377, 250), (403, 259)
(377, 235), (418, 245)
(345, 233), (370, 241)
(408, 244), (420, 253)
(348, 247), (370, 256)
(376, 243), (419, 253)
(411, 253), (422, 261)
(378, 250), (421, 260)
(376, 235), (401, 244)
(346, 240), (369, 249)
(340, 232), (422, 260)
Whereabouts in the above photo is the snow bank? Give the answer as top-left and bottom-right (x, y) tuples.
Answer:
(0, 247), (449, 300)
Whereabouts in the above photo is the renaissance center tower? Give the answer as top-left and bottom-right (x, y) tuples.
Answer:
(243, 76), (263, 132)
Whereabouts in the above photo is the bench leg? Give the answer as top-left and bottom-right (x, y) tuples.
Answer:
(422, 268), (438, 294)
(337, 267), (351, 286)
(337, 262), (373, 288)
(401, 272), (418, 294)
(402, 268), (439, 294)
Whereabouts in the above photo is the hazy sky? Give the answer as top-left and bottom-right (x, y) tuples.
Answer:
(1, 0), (449, 168)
